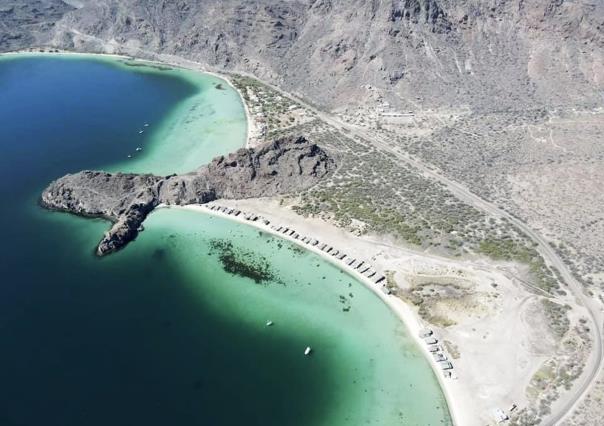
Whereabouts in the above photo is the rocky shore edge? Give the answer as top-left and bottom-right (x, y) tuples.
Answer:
(40, 135), (335, 256)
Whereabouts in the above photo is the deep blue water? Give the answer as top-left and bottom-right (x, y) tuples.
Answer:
(0, 57), (193, 192)
(0, 56), (334, 426)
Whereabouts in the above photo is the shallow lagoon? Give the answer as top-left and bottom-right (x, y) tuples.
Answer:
(0, 55), (450, 426)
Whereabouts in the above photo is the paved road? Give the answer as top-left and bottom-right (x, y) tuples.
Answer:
(272, 84), (604, 424)
(165, 54), (604, 423)
(323, 116), (604, 426)
(153, 53), (604, 424)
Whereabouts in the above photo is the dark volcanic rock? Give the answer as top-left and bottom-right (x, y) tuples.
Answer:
(40, 136), (334, 256)
(0, 0), (74, 51)
(41, 171), (164, 255)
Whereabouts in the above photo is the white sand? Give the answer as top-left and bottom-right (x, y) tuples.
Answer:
(161, 198), (575, 426)
(171, 202), (468, 423)
(162, 202), (464, 425)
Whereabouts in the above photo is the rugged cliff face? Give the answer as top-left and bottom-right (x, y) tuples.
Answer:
(0, 0), (74, 51)
(2, 1), (602, 111)
(40, 136), (335, 255)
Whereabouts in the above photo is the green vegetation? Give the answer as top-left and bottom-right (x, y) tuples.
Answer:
(295, 188), (423, 245)
(512, 317), (587, 425)
(478, 238), (559, 292)
(541, 299), (571, 339)
(232, 75), (562, 295)
(514, 355), (583, 425)
(231, 75), (315, 139)
(291, 132), (488, 252)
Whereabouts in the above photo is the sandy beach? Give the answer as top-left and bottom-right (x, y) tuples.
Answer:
(160, 196), (574, 426)
(162, 202), (478, 426)
(169, 202), (466, 423)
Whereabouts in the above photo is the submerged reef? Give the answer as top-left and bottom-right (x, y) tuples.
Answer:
(208, 239), (283, 285)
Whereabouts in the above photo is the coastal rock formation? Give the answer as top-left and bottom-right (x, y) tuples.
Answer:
(41, 136), (334, 255)
(41, 171), (163, 255)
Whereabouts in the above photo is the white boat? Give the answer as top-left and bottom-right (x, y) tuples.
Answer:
(266, 320), (273, 327)
(304, 346), (312, 356)
(127, 154), (132, 158)
(138, 130), (144, 134)
(135, 147), (142, 151)
(144, 123), (149, 127)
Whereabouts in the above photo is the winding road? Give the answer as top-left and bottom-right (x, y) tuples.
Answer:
(265, 81), (604, 425)
(321, 113), (603, 426)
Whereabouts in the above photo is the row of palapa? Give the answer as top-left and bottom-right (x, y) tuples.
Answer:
(419, 328), (456, 378)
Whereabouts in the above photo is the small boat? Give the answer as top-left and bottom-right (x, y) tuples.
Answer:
(138, 130), (144, 134)
(144, 123), (149, 127)
(304, 346), (312, 356)
(135, 147), (143, 151)
(127, 154), (132, 158)
(266, 320), (273, 327)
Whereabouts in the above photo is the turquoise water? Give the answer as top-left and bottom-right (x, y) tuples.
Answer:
(106, 64), (247, 175)
(0, 54), (451, 425)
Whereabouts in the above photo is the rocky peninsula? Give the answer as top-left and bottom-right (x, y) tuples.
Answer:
(40, 136), (335, 256)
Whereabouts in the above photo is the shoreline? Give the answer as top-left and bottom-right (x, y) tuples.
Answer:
(3, 49), (461, 423)
(0, 49), (257, 151)
(4, 47), (590, 425)
(163, 203), (462, 426)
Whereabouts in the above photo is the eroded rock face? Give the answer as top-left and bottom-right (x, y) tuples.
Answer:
(0, 0), (74, 51)
(40, 136), (335, 255)
(5, 0), (599, 112)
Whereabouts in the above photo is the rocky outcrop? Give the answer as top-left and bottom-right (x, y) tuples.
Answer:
(389, 0), (451, 33)
(40, 136), (335, 256)
(2, 0), (600, 112)
(41, 171), (164, 255)
(0, 0), (74, 51)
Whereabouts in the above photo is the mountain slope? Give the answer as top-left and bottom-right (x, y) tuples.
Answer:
(30, 0), (601, 111)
